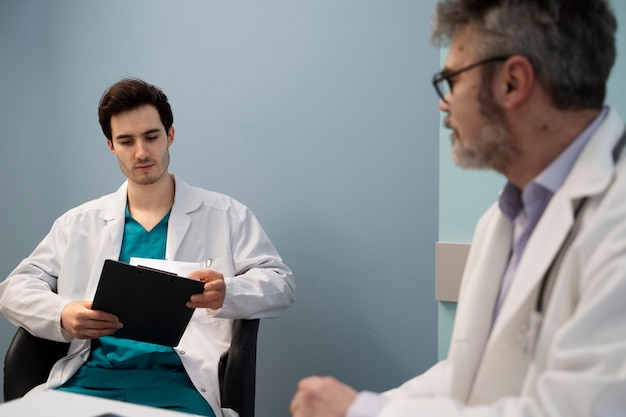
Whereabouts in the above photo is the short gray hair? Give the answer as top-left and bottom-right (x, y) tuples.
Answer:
(431, 0), (617, 109)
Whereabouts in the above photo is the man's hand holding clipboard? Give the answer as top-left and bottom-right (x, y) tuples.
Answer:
(60, 299), (123, 340)
(186, 268), (226, 310)
(73, 259), (210, 346)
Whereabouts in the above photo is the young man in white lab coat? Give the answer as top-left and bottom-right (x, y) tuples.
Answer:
(0, 78), (295, 417)
(290, 1), (626, 416)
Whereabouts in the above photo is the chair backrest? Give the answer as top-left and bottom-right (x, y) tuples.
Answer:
(4, 319), (260, 417)
(3, 327), (69, 401)
(219, 318), (260, 417)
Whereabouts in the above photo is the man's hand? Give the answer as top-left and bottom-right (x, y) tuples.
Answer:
(290, 376), (358, 417)
(186, 269), (226, 310)
(61, 301), (122, 339)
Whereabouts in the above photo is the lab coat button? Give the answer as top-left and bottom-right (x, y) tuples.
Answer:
(180, 350), (186, 354)
(201, 388), (207, 393)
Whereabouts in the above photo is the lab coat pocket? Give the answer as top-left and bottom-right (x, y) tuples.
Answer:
(188, 255), (234, 325)
(192, 307), (232, 327)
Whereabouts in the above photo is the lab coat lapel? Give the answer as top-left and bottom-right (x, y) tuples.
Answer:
(102, 181), (128, 259)
(463, 193), (576, 404)
(85, 182), (128, 299)
(448, 209), (512, 402)
(489, 195), (574, 338)
(165, 176), (196, 261)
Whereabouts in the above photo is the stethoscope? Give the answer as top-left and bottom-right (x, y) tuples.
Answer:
(522, 127), (626, 356)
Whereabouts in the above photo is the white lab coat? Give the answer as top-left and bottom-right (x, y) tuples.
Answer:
(380, 108), (626, 416)
(0, 175), (295, 417)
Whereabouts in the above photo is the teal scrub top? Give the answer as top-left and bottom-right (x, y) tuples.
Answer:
(59, 208), (215, 417)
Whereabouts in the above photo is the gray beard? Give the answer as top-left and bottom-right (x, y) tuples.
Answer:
(450, 121), (510, 170)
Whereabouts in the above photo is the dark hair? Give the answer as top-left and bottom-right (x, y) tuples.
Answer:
(431, 0), (617, 109)
(98, 78), (174, 140)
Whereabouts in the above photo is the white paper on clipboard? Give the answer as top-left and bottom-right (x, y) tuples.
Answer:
(129, 257), (205, 278)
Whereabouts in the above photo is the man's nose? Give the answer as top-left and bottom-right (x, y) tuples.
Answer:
(135, 141), (149, 159)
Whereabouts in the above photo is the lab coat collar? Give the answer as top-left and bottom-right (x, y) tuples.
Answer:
(490, 107), (625, 340)
(167, 175), (202, 260)
(98, 174), (205, 262)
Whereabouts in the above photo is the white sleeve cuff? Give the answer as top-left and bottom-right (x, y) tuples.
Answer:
(346, 391), (388, 417)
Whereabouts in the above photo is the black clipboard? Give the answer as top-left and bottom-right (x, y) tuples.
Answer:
(92, 259), (204, 346)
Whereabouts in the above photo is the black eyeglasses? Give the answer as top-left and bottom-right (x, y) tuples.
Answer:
(432, 55), (510, 104)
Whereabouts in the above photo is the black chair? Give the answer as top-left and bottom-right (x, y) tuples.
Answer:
(4, 319), (260, 417)
(219, 319), (260, 417)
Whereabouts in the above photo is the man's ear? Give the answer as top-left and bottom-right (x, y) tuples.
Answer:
(167, 126), (175, 146)
(106, 138), (115, 153)
(495, 55), (535, 109)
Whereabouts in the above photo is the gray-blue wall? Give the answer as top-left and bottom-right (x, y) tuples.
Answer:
(0, 2), (439, 416)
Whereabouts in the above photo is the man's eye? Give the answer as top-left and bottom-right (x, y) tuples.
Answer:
(146, 136), (158, 141)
